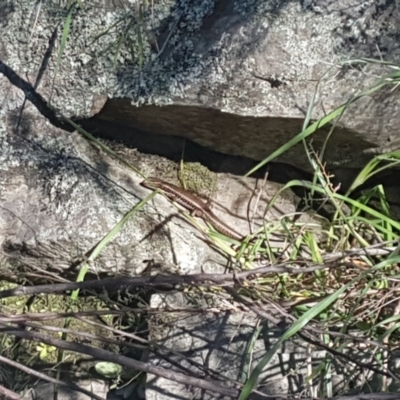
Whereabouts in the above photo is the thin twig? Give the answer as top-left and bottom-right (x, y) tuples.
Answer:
(0, 59), (72, 131)
(1, 326), (240, 398)
(0, 383), (21, 400)
(1, 246), (396, 300)
(297, 331), (396, 380)
(0, 355), (105, 400)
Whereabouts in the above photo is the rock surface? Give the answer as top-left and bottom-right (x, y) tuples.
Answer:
(0, 0), (400, 177)
(0, 88), (312, 400)
(0, 92), (300, 280)
(2, 0), (400, 177)
(1, 0), (399, 398)
(0, 65), (334, 398)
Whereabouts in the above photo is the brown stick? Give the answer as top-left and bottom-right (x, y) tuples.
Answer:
(1, 326), (239, 398)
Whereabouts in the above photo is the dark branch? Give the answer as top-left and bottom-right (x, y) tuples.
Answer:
(0, 262), (348, 300)
(1, 326), (239, 398)
(0, 58), (73, 131)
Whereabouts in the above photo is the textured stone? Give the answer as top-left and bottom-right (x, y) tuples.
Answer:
(2, 1), (400, 174)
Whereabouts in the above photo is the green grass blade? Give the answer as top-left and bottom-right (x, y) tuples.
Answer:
(50, 2), (75, 102)
(238, 285), (349, 400)
(239, 256), (400, 399)
(64, 117), (145, 178)
(275, 179), (400, 233)
(87, 190), (158, 263)
(245, 65), (394, 178)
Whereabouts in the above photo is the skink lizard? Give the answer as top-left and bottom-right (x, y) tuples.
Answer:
(140, 177), (243, 241)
